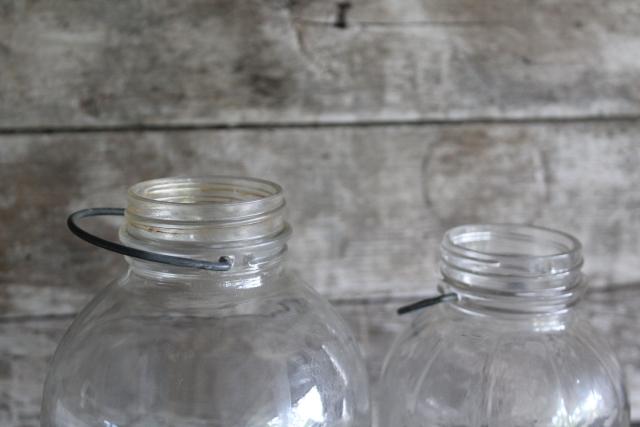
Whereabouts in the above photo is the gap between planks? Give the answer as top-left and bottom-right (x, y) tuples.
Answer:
(1, 113), (640, 135)
(0, 286), (632, 324)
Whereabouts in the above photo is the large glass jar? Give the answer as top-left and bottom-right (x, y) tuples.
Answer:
(42, 176), (370, 427)
(379, 224), (629, 427)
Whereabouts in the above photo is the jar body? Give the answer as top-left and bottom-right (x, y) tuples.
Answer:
(378, 303), (629, 427)
(42, 176), (370, 427)
(379, 224), (629, 427)
(42, 266), (370, 426)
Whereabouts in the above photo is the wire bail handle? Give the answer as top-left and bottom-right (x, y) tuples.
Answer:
(69, 208), (456, 302)
(67, 208), (233, 271)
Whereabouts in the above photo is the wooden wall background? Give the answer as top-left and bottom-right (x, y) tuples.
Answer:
(1, 1), (640, 425)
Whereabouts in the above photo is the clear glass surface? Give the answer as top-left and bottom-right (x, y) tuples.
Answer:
(42, 177), (370, 427)
(378, 224), (629, 427)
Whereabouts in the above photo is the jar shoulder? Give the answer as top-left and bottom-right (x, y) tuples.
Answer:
(385, 305), (621, 367)
(53, 269), (356, 354)
(379, 305), (629, 426)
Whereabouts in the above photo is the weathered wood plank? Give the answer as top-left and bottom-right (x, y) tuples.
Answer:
(2, 289), (639, 426)
(0, 318), (68, 427)
(2, 121), (640, 317)
(1, 0), (640, 128)
(294, 0), (640, 121)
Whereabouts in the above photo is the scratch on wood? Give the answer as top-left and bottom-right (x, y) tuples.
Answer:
(355, 20), (505, 29)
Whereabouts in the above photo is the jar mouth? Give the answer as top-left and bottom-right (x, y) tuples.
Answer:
(440, 224), (584, 313)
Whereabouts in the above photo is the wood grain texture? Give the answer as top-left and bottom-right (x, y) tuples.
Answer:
(2, 121), (640, 318)
(2, 288), (639, 426)
(1, 0), (640, 129)
(3, 0), (640, 422)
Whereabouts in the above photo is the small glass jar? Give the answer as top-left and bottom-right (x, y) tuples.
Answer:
(42, 176), (370, 427)
(379, 224), (629, 427)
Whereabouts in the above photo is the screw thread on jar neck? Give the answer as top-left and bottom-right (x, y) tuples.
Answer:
(119, 176), (291, 273)
(440, 224), (584, 315)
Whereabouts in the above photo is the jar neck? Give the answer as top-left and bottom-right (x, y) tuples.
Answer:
(119, 176), (291, 282)
(127, 255), (286, 289)
(440, 224), (584, 315)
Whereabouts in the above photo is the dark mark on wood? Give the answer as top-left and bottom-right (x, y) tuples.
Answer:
(335, 2), (351, 29)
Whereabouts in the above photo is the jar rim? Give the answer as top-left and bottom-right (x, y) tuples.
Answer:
(126, 176), (286, 223)
(128, 175), (283, 207)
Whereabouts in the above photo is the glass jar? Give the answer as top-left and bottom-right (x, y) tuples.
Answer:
(42, 176), (370, 427)
(378, 224), (629, 427)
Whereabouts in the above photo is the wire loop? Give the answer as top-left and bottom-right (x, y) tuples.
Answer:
(67, 208), (232, 271)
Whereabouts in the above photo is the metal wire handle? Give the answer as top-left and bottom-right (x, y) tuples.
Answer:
(396, 292), (458, 315)
(67, 208), (233, 271)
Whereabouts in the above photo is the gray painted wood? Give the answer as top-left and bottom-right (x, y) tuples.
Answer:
(1, 0), (640, 129)
(2, 122), (640, 318)
(2, 288), (639, 426)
